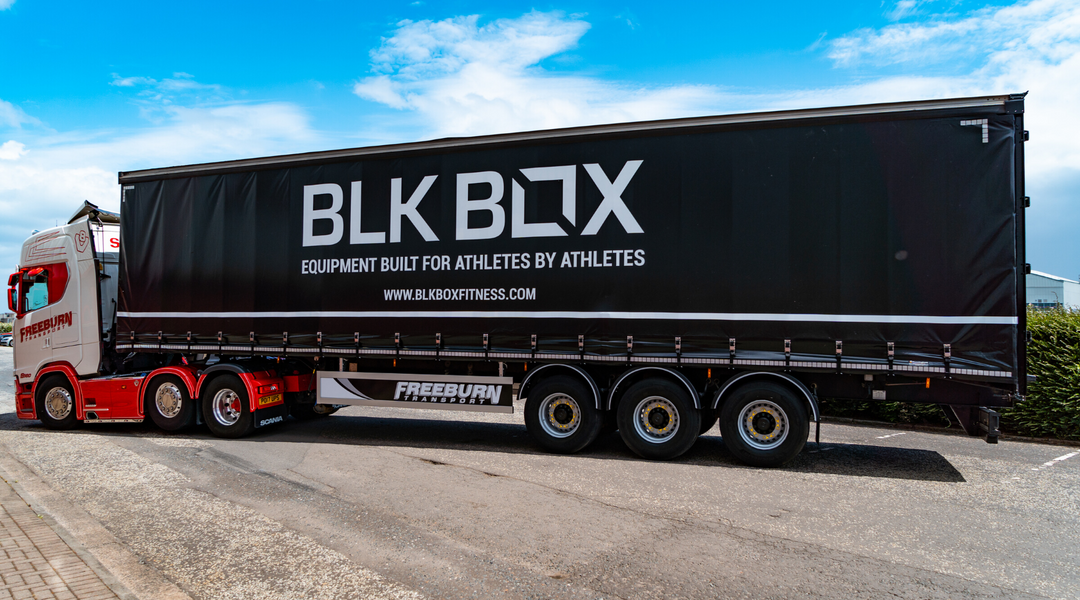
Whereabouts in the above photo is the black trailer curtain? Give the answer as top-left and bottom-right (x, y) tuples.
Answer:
(119, 109), (1019, 373)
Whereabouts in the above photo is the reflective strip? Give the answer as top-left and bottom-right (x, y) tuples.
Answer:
(117, 310), (1017, 325)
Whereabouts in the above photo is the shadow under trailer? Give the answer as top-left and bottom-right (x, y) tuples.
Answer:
(9, 94), (1028, 467)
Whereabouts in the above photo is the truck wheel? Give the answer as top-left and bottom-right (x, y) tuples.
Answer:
(148, 376), (195, 431)
(616, 378), (701, 460)
(719, 381), (808, 468)
(201, 375), (255, 439)
(524, 376), (603, 453)
(36, 375), (78, 430)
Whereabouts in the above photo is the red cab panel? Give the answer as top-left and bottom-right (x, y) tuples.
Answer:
(15, 380), (35, 418)
(80, 377), (144, 420)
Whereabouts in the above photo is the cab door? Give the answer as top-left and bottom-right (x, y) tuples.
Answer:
(9, 228), (84, 383)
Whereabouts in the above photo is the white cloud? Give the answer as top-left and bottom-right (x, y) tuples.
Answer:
(829, 0), (1078, 67)
(352, 5), (1079, 179)
(109, 74), (156, 87)
(0, 0), (14, 10)
(0, 140), (26, 160)
(353, 11), (725, 137)
(369, 12), (590, 77)
(109, 72), (229, 122)
(886, 0), (935, 21)
(823, 0), (1080, 181)
(351, 5), (1079, 276)
(0, 77), (321, 271)
(0, 99), (39, 128)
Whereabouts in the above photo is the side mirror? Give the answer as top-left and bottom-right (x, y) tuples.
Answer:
(7, 272), (18, 287)
(7, 287), (18, 314)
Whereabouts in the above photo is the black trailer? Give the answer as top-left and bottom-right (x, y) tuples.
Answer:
(115, 94), (1027, 466)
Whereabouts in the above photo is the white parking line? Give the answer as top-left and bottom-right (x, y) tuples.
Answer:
(876, 432), (907, 439)
(1042, 451), (1079, 468)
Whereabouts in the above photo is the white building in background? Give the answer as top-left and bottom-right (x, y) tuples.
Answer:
(1027, 271), (1080, 308)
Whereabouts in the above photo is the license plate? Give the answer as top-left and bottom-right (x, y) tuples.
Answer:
(258, 393), (282, 407)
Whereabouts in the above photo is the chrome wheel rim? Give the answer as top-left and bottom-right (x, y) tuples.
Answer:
(155, 383), (184, 419)
(212, 389), (242, 426)
(539, 393), (580, 438)
(633, 396), (680, 444)
(738, 400), (789, 450)
(44, 386), (73, 420)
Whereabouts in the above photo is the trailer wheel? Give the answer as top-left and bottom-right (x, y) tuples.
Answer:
(148, 376), (195, 431)
(616, 378), (701, 460)
(36, 375), (78, 430)
(201, 375), (255, 439)
(719, 381), (808, 468)
(524, 376), (603, 453)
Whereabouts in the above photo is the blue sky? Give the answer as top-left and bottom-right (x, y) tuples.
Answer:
(1, 0), (1077, 279)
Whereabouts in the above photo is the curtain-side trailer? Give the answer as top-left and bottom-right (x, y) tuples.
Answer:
(9, 94), (1027, 467)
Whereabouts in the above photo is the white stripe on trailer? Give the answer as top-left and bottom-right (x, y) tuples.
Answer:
(116, 310), (1017, 325)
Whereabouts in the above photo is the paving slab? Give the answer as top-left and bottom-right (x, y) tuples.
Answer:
(0, 474), (120, 600)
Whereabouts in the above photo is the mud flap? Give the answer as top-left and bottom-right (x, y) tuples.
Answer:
(253, 402), (289, 429)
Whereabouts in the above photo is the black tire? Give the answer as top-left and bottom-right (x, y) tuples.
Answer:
(201, 375), (255, 439)
(699, 409), (719, 436)
(36, 374), (78, 430)
(147, 375), (196, 431)
(719, 381), (809, 468)
(616, 378), (701, 460)
(524, 376), (603, 453)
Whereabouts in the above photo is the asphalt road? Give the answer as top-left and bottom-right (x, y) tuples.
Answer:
(1, 349), (1077, 600)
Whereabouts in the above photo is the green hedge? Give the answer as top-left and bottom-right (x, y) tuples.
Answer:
(819, 307), (1080, 441)
(818, 397), (952, 427)
(999, 308), (1080, 439)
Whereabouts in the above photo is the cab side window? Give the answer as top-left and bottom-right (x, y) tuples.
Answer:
(17, 263), (67, 314)
(24, 273), (49, 311)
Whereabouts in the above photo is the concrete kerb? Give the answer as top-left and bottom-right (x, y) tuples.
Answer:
(0, 442), (192, 600)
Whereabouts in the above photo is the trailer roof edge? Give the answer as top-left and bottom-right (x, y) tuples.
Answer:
(118, 94), (1018, 183)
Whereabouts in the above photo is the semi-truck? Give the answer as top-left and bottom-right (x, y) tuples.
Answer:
(9, 94), (1028, 467)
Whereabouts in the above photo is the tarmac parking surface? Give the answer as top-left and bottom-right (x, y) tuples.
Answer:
(1, 348), (1077, 599)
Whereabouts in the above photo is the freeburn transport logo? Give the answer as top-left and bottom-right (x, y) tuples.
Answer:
(20, 312), (73, 342)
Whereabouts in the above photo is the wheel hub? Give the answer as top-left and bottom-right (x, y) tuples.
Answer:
(212, 389), (242, 426)
(553, 404), (574, 425)
(633, 396), (680, 443)
(738, 400), (790, 449)
(539, 394), (580, 438)
(648, 407), (670, 429)
(156, 383), (183, 418)
(44, 387), (72, 420)
(752, 412), (776, 435)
